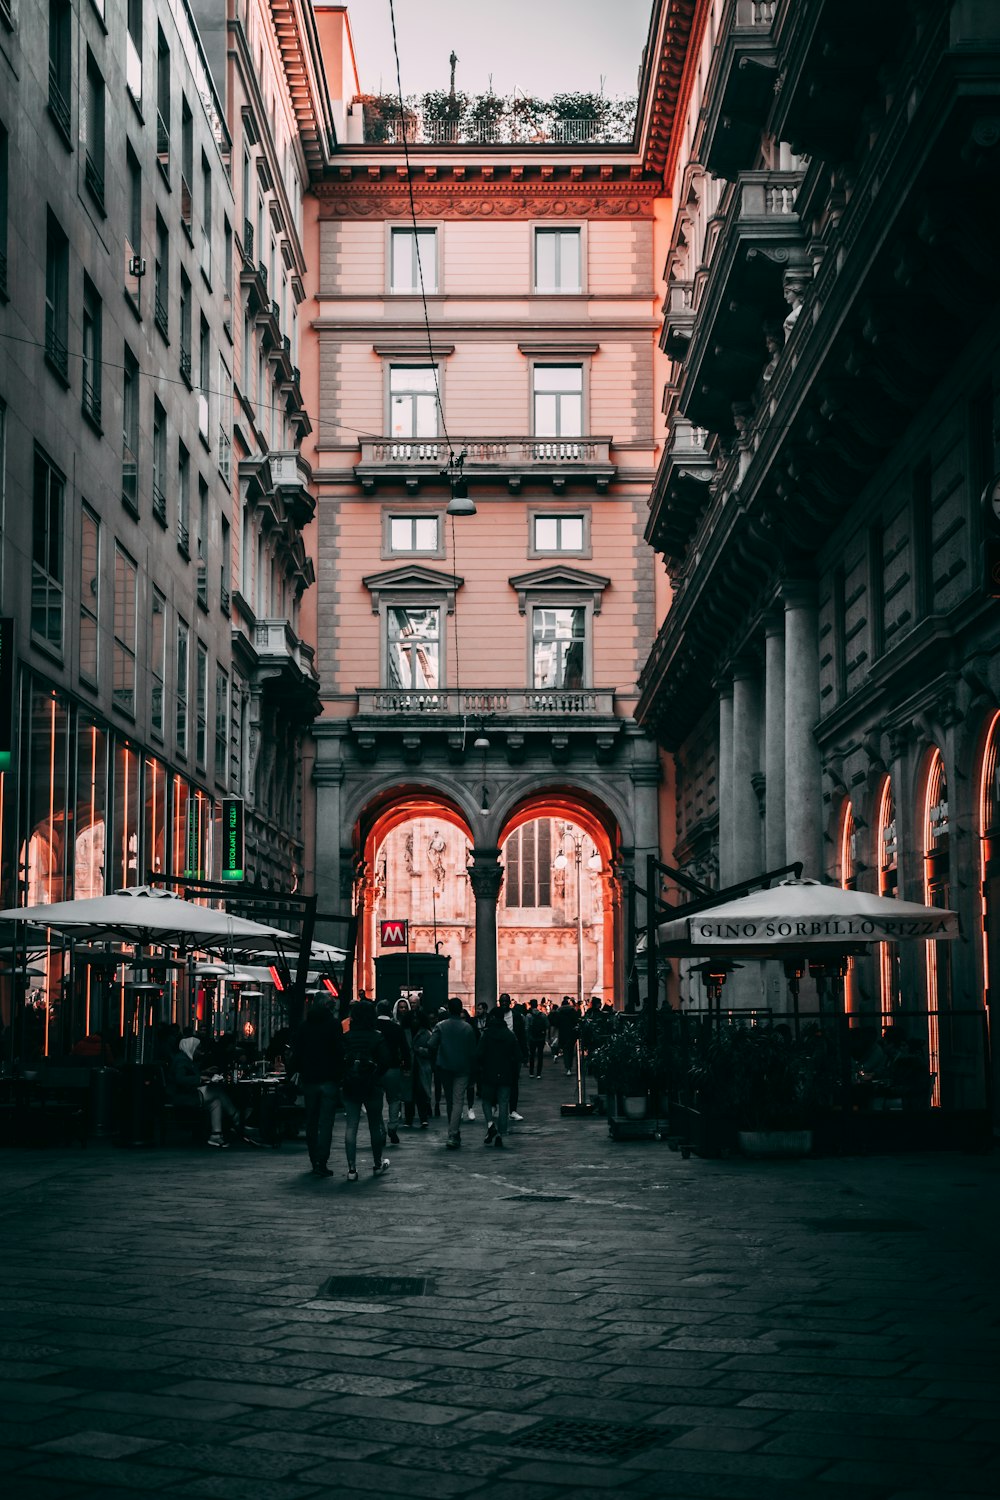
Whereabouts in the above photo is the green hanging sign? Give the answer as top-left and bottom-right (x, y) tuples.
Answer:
(221, 798), (245, 883)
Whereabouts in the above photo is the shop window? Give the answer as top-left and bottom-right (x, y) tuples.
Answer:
(839, 801), (857, 1013)
(150, 590), (166, 738)
(74, 719), (107, 899)
(923, 750), (950, 1105)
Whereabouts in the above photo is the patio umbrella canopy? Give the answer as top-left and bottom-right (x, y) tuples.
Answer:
(0, 885), (292, 952)
(658, 878), (960, 954)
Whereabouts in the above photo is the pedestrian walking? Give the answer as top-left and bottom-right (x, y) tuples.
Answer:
(553, 998), (580, 1076)
(526, 998), (548, 1077)
(497, 993), (527, 1120)
(477, 1006), (522, 1149)
(341, 1000), (391, 1180)
(405, 1009), (434, 1127)
(291, 1002), (344, 1177)
(376, 999), (411, 1144)
(428, 997), (479, 1149)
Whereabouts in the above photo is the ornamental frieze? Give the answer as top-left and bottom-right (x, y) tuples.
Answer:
(315, 185), (657, 220)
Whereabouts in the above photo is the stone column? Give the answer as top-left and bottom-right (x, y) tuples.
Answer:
(783, 582), (824, 879)
(629, 753), (662, 934)
(468, 848), (503, 1010)
(311, 741), (344, 915)
(718, 682), (735, 887)
(763, 612), (786, 868)
(731, 659), (762, 884)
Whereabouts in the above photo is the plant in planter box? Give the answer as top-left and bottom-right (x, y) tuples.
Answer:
(592, 1020), (656, 1115)
(467, 92), (507, 143)
(689, 1023), (816, 1155)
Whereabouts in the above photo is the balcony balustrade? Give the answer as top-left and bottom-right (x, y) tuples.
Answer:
(121, 449), (138, 513)
(269, 450), (315, 525)
(700, 0), (778, 180)
(355, 686), (616, 718)
(156, 113), (169, 170)
(646, 418), (715, 561)
(254, 619), (319, 680)
(239, 251), (268, 313)
(152, 484), (167, 526)
(48, 65), (71, 141)
(356, 435), (615, 495)
(84, 152), (105, 212)
(661, 280), (695, 359)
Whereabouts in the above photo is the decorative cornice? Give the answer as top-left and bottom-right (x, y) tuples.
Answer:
(315, 179), (658, 221)
(517, 341), (600, 357)
(372, 341), (456, 358)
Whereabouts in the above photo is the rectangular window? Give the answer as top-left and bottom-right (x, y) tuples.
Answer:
(218, 354), (232, 481)
(198, 315), (210, 441)
(533, 514), (585, 553)
(197, 476), (209, 607)
(32, 447), (65, 649)
(156, 26), (170, 170)
(45, 210), (69, 382)
(0, 121), (9, 300)
(200, 153), (212, 281)
(48, 0), (72, 141)
(532, 606), (585, 689)
(220, 513), (231, 612)
(533, 365), (583, 438)
(505, 820), (552, 909)
(154, 215), (169, 337)
(390, 227), (436, 293)
(126, 0), (143, 104)
(83, 50), (106, 210)
(534, 228), (581, 293)
(179, 270), (192, 383)
(151, 589), (165, 737)
(122, 345), (139, 511)
(195, 640), (208, 766)
(387, 605), (440, 689)
(80, 504), (100, 684)
(175, 618), (189, 753)
(223, 216), (233, 301)
(177, 442), (190, 554)
(125, 144), (142, 304)
(152, 398), (167, 525)
(389, 365), (438, 439)
(389, 515), (439, 553)
(81, 276), (103, 426)
(214, 665), (228, 782)
(113, 545), (137, 713)
(180, 96), (193, 234)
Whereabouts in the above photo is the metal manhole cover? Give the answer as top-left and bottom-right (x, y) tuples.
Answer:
(503, 1420), (662, 1459)
(802, 1218), (921, 1233)
(319, 1275), (432, 1297)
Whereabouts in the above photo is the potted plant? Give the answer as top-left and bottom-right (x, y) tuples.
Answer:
(689, 1024), (816, 1158)
(468, 92), (507, 144)
(592, 1020), (655, 1122)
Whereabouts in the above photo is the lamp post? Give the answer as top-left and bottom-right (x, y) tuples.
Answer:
(554, 827), (602, 1007)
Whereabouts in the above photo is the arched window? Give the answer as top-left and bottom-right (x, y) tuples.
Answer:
(923, 749), (950, 1106)
(839, 801), (857, 1012)
(877, 777), (898, 1023)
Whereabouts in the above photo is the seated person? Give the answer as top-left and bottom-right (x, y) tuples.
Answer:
(168, 1035), (239, 1148)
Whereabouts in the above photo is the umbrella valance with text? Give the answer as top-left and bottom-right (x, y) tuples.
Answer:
(658, 879), (960, 952)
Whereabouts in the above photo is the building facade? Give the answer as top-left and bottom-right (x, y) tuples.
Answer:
(303, 6), (666, 1006)
(636, 0), (1000, 1112)
(0, 0), (329, 1054)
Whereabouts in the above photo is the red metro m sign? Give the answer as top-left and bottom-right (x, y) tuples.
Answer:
(380, 919), (408, 949)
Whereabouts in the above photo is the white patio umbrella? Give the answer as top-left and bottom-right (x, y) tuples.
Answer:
(0, 885), (292, 952)
(658, 878), (959, 954)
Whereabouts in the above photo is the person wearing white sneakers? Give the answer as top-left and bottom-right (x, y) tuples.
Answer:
(497, 994), (527, 1122)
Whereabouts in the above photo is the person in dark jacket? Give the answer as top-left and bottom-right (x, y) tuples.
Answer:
(167, 1035), (239, 1148)
(553, 999), (580, 1076)
(526, 999), (548, 1078)
(376, 999), (411, 1145)
(292, 1003), (344, 1177)
(477, 1007), (522, 1148)
(428, 997), (479, 1149)
(341, 1001), (391, 1180)
(498, 993), (527, 1119)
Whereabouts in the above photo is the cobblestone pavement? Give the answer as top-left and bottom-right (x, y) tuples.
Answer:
(0, 1064), (998, 1500)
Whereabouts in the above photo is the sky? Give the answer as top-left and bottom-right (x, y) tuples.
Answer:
(344, 0), (654, 100)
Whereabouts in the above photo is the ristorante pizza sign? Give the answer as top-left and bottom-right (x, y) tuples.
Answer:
(690, 913), (958, 944)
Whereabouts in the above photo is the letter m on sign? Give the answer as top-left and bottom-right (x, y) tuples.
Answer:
(380, 919), (408, 948)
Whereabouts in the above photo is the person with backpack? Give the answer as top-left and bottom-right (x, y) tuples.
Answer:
(341, 1000), (391, 1180)
(526, 998), (549, 1078)
(427, 997), (479, 1149)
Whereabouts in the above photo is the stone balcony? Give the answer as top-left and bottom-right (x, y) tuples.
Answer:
(252, 618), (321, 721)
(351, 686), (622, 766)
(661, 280), (695, 360)
(645, 418), (715, 562)
(269, 450), (315, 526)
(700, 0), (778, 180)
(680, 169), (805, 434)
(355, 436), (615, 496)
